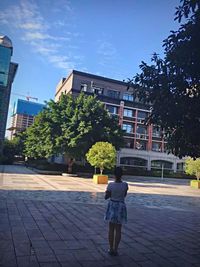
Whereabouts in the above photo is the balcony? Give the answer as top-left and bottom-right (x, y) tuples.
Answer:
(135, 133), (149, 140)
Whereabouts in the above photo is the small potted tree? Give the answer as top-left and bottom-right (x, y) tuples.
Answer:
(185, 158), (200, 189)
(86, 142), (116, 184)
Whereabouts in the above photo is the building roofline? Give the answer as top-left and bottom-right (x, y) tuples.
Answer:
(72, 70), (129, 86)
(16, 99), (45, 106)
(55, 71), (74, 97)
(55, 69), (131, 97)
(0, 35), (13, 49)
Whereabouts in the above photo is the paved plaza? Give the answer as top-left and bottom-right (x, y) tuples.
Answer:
(0, 165), (200, 267)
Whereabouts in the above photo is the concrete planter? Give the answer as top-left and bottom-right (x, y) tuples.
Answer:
(62, 173), (77, 177)
(27, 167), (62, 175)
(190, 180), (200, 189)
(93, 174), (108, 184)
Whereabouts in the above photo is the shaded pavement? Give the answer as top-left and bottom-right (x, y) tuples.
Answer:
(0, 165), (200, 267)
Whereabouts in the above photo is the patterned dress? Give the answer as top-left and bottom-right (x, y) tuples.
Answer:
(104, 181), (128, 224)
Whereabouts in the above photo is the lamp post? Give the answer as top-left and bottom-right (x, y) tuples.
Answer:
(161, 163), (164, 180)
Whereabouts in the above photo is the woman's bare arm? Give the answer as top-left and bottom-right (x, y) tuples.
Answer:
(105, 190), (111, 200)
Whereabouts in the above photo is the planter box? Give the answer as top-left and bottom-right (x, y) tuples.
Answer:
(62, 173), (77, 177)
(93, 175), (108, 184)
(190, 180), (200, 189)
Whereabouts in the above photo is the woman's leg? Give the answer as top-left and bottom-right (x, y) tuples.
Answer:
(114, 223), (122, 253)
(108, 222), (115, 251)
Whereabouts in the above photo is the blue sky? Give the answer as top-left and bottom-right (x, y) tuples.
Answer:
(0, 0), (180, 133)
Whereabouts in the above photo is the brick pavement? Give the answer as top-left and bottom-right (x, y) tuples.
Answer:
(0, 165), (200, 267)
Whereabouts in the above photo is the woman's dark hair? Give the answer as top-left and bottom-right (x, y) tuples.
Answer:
(114, 166), (123, 179)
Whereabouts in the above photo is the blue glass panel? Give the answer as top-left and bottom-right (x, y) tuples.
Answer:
(15, 99), (45, 116)
(0, 46), (12, 87)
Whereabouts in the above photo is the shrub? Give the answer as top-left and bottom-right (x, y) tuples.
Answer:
(86, 142), (116, 174)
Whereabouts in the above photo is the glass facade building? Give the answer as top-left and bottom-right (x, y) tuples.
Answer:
(8, 99), (45, 139)
(0, 36), (18, 151)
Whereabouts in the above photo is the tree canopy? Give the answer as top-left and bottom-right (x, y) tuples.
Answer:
(0, 139), (16, 164)
(86, 142), (116, 174)
(129, 0), (200, 158)
(24, 93), (124, 160)
(0, 136), (23, 164)
(185, 158), (200, 180)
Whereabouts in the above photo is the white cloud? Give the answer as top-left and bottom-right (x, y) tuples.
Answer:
(45, 54), (74, 70)
(22, 32), (70, 41)
(53, 20), (66, 27)
(19, 23), (43, 30)
(50, 0), (72, 13)
(0, 0), (82, 71)
(0, 0), (47, 30)
(96, 40), (118, 69)
(31, 44), (57, 55)
(97, 41), (117, 58)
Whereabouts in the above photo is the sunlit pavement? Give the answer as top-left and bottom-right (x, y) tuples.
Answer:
(0, 165), (200, 267)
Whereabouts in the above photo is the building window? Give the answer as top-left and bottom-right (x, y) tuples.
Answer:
(137, 111), (148, 119)
(124, 139), (134, 148)
(92, 86), (104, 95)
(123, 108), (133, 117)
(152, 127), (162, 137)
(107, 89), (120, 99)
(122, 123), (133, 133)
(80, 83), (88, 92)
(135, 140), (147, 150)
(136, 126), (147, 135)
(106, 105), (118, 114)
(123, 93), (134, 101)
(120, 157), (147, 167)
(152, 142), (162, 152)
(151, 160), (173, 170)
(177, 162), (185, 172)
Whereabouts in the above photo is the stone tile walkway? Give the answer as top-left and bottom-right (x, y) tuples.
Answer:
(0, 165), (200, 266)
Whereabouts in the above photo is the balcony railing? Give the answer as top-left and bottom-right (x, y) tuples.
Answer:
(135, 133), (148, 140)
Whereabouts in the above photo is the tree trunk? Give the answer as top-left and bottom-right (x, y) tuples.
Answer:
(68, 158), (74, 173)
(196, 171), (200, 181)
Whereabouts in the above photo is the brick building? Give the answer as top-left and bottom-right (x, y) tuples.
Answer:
(55, 70), (185, 172)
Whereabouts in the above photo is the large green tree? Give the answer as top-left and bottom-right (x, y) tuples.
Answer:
(12, 131), (27, 157)
(24, 93), (124, 164)
(129, 0), (200, 158)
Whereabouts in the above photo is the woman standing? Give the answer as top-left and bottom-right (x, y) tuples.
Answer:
(104, 167), (128, 256)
